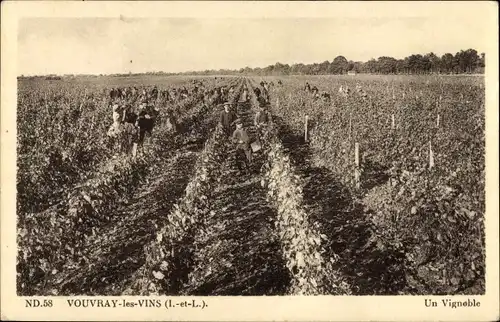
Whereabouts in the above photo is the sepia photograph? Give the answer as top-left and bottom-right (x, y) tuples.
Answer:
(1, 1), (498, 321)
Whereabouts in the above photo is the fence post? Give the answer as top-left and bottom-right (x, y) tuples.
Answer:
(304, 115), (309, 142)
(391, 114), (395, 130)
(436, 114), (440, 128)
(276, 97), (280, 108)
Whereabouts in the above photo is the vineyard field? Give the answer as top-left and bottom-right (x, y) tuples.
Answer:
(17, 74), (485, 296)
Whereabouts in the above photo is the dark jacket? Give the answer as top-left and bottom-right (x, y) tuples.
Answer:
(254, 110), (271, 126)
(220, 111), (236, 131)
(136, 106), (158, 132)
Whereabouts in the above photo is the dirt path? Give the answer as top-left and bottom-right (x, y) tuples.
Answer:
(179, 92), (291, 295)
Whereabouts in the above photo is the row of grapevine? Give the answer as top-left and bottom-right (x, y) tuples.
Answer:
(17, 82), (226, 295)
(122, 79), (245, 295)
(263, 75), (485, 294)
(248, 80), (350, 295)
(17, 79), (206, 215)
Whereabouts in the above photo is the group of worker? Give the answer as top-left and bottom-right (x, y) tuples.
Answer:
(106, 81), (213, 156)
(106, 79), (276, 171)
(106, 98), (160, 157)
(304, 82), (332, 102)
(219, 84), (272, 173)
(108, 83), (208, 105)
(303, 82), (368, 101)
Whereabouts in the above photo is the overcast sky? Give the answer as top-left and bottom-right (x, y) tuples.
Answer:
(18, 14), (490, 75)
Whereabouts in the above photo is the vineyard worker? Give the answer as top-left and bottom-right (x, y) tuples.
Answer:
(107, 103), (123, 139)
(254, 103), (271, 145)
(108, 102), (135, 155)
(254, 86), (261, 98)
(135, 101), (159, 150)
(241, 87), (249, 103)
(220, 102), (237, 136)
(311, 86), (320, 100)
(257, 94), (268, 107)
(151, 86), (159, 100)
(263, 82), (269, 93)
(232, 118), (252, 172)
(321, 92), (331, 103)
(254, 104), (271, 127)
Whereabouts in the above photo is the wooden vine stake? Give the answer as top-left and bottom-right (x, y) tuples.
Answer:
(391, 114), (395, 130)
(354, 142), (360, 189)
(429, 141), (435, 170)
(355, 143), (360, 167)
(348, 113), (352, 138)
(132, 143), (138, 159)
(304, 115), (309, 142)
(276, 97), (280, 108)
(437, 96), (441, 128)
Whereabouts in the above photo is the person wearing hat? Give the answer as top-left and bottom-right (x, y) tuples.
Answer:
(107, 102), (122, 142)
(254, 103), (271, 128)
(241, 87), (249, 103)
(135, 100), (159, 151)
(231, 118), (252, 172)
(220, 102), (237, 137)
(254, 103), (272, 147)
(253, 86), (261, 98)
(257, 94), (269, 107)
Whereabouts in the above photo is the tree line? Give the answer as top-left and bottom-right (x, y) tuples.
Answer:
(174, 48), (484, 76)
(19, 48), (485, 78)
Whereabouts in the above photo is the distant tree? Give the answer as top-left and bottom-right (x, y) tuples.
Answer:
(331, 56), (349, 74)
(290, 63), (305, 75)
(479, 52), (485, 68)
(377, 56), (398, 74)
(352, 61), (363, 73)
(162, 47), (483, 76)
(347, 60), (355, 72)
(318, 60), (330, 74)
(425, 52), (441, 73)
(440, 53), (454, 74)
(364, 58), (377, 74)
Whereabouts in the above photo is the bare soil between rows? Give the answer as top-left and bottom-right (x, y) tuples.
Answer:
(271, 116), (408, 295)
(174, 102), (292, 295)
